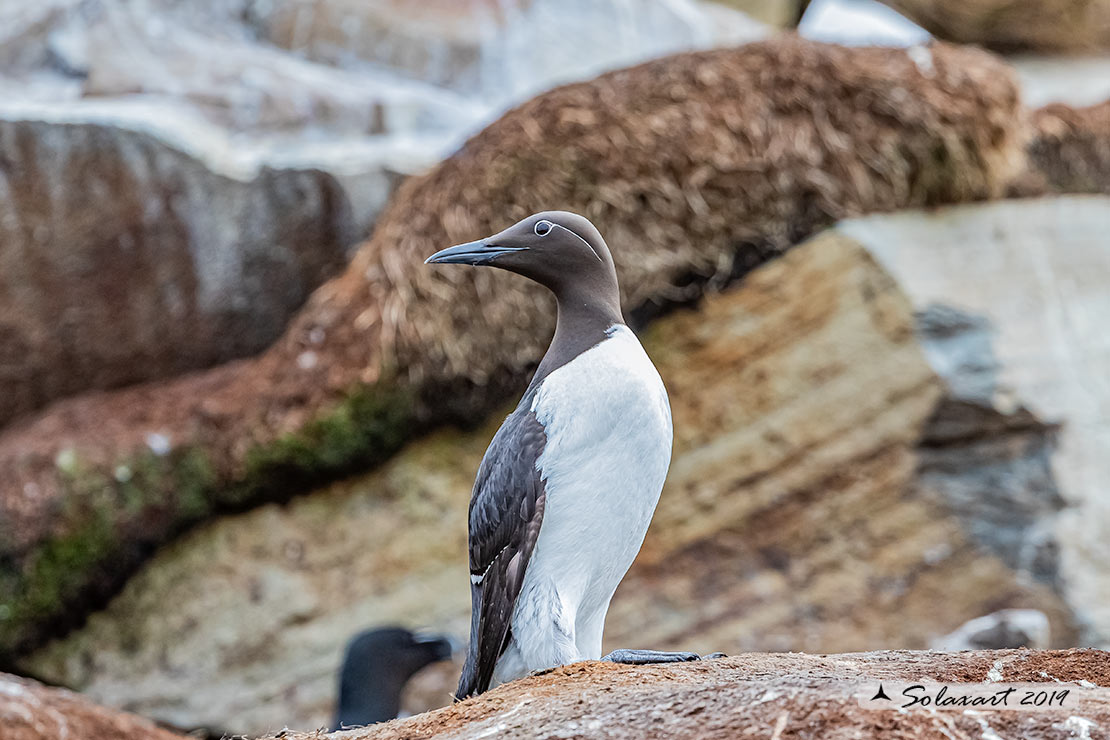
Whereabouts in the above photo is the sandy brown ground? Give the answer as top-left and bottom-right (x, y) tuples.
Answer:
(286, 650), (1110, 740)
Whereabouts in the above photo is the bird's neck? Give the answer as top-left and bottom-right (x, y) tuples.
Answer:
(335, 674), (404, 728)
(527, 288), (623, 394)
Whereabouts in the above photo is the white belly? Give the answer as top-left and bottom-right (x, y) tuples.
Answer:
(492, 325), (672, 684)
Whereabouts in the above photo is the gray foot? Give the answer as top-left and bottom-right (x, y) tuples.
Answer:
(602, 649), (702, 664)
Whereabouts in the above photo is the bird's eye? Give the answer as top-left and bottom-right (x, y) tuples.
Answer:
(534, 220), (553, 236)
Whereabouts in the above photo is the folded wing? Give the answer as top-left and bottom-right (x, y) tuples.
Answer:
(456, 405), (548, 698)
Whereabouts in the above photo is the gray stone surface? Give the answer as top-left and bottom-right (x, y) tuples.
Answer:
(839, 195), (1110, 645)
(0, 106), (355, 426)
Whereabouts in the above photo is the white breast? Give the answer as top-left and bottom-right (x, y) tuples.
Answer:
(516, 324), (672, 664)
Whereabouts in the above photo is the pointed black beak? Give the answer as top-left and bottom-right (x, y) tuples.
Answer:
(424, 240), (526, 266)
(413, 632), (458, 661)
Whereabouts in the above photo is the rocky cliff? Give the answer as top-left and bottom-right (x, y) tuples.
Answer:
(0, 0), (769, 429)
(0, 38), (1028, 664)
(25, 198), (1106, 735)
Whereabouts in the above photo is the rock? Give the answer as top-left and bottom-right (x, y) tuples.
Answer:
(799, 0), (932, 47)
(0, 1), (83, 78)
(270, 650), (1110, 740)
(1029, 101), (1110, 194)
(0, 106), (355, 428)
(0, 39), (1028, 663)
(712, 0), (809, 27)
(0, 0), (777, 263)
(931, 609), (1052, 650)
(77, 3), (476, 137)
(0, 671), (184, 740)
(1011, 56), (1110, 108)
(837, 195), (1110, 644)
(874, 0), (1110, 53)
(22, 230), (1075, 735)
(248, 0), (770, 101)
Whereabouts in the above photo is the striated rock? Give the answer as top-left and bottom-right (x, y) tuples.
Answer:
(22, 231), (1075, 735)
(76, 3), (476, 137)
(838, 196), (1110, 644)
(1029, 101), (1110, 194)
(0, 107), (354, 428)
(0, 672), (184, 740)
(272, 650), (1110, 740)
(0, 39), (1027, 663)
(248, 0), (769, 101)
(247, 0), (497, 95)
(875, 0), (1110, 53)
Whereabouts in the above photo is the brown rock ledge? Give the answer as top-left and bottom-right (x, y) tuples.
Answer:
(0, 672), (184, 740)
(281, 650), (1110, 740)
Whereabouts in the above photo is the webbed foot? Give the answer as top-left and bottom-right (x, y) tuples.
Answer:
(602, 649), (714, 664)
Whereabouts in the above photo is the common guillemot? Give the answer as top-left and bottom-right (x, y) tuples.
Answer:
(333, 627), (454, 729)
(426, 211), (713, 698)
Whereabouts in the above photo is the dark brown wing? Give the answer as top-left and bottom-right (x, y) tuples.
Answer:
(455, 403), (547, 699)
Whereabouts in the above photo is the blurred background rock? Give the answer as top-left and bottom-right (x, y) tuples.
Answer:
(0, 0), (1108, 737)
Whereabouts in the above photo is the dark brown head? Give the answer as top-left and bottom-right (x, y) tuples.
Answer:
(334, 627), (456, 729)
(425, 211), (620, 313)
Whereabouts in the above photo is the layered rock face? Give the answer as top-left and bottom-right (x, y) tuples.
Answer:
(23, 212), (1088, 734)
(248, 0), (768, 100)
(0, 39), (1026, 663)
(0, 672), (184, 740)
(0, 113), (354, 427)
(838, 195), (1110, 652)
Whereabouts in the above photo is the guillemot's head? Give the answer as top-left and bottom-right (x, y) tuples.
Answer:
(335, 627), (456, 729)
(425, 211), (619, 303)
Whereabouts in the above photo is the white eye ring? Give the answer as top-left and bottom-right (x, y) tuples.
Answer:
(534, 220), (553, 236)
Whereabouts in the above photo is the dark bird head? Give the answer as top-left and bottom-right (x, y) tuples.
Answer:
(333, 627), (455, 730)
(425, 211), (620, 313)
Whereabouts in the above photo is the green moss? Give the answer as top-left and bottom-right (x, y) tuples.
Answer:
(239, 384), (415, 502)
(0, 461), (119, 660)
(10, 514), (116, 628)
(0, 383), (418, 662)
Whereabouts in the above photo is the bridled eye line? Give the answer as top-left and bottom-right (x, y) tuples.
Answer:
(535, 222), (599, 262)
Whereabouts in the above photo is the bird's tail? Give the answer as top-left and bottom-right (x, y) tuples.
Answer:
(455, 592), (485, 699)
(455, 657), (481, 700)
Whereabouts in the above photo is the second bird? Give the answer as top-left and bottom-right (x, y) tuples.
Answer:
(426, 211), (688, 699)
